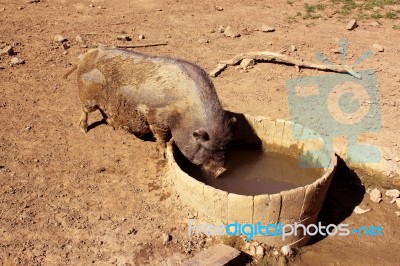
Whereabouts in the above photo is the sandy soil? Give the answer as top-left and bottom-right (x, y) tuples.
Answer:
(1, 0), (399, 265)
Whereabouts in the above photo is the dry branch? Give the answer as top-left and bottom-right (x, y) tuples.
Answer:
(212, 51), (360, 78)
(116, 42), (168, 48)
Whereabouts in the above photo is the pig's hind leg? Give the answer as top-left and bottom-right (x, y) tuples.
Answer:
(79, 106), (93, 133)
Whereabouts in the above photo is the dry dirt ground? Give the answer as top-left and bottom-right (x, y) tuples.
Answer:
(1, 0), (400, 265)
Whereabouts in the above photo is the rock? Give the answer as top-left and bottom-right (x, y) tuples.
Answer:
(89, 4), (94, 8)
(215, 6), (223, 11)
(62, 42), (70, 50)
(54, 35), (67, 43)
(353, 206), (371, 214)
(372, 43), (384, 52)
(273, 250), (279, 256)
(27, 0), (41, 3)
(396, 211), (400, 217)
(370, 188), (382, 203)
(166, 34), (171, 38)
(0, 65), (4, 70)
(346, 19), (357, 30)
(370, 21), (380, 27)
(117, 35), (131, 41)
(75, 35), (84, 43)
(223, 26), (240, 38)
(10, 57), (25, 66)
(249, 246), (256, 256)
(240, 58), (255, 70)
(290, 45), (297, 52)
(218, 25), (224, 33)
(138, 34), (145, 40)
(162, 233), (171, 245)
(80, 44), (88, 48)
(0, 45), (15, 56)
(395, 157), (400, 162)
(397, 199), (400, 208)
(385, 189), (400, 198)
(281, 245), (293, 256)
(198, 38), (209, 44)
(255, 245), (265, 257)
(261, 24), (275, 32)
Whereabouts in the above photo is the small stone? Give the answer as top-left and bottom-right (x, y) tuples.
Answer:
(0, 7), (5, 12)
(138, 34), (145, 40)
(395, 211), (400, 217)
(346, 19), (357, 30)
(249, 246), (256, 256)
(395, 157), (400, 162)
(27, 0), (41, 3)
(370, 188), (382, 203)
(54, 35), (67, 43)
(273, 250), (279, 256)
(353, 206), (371, 214)
(385, 189), (400, 198)
(162, 233), (171, 245)
(75, 35), (84, 43)
(331, 48), (341, 54)
(281, 245), (293, 256)
(80, 44), (88, 48)
(370, 21), (380, 27)
(397, 199), (400, 208)
(255, 245), (265, 257)
(0, 65), (4, 70)
(10, 57), (25, 66)
(62, 42), (70, 50)
(166, 34), (171, 38)
(97, 5), (104, 9)
(17, 6), (24, 10)
(63, 51), (68, 55)
(157, 8), (162, 11)
(0, 46), (15, 56)
(223, 26), (240, 38)
(240, 58), (255, 70)
(372, 43), (384, 52)
(198, 38), (209, 44)
(215, 6), (223, 11)
(89, 4), (94, 8)
(261, 24), (275, 32)
(117, 35), (132, 41)
(218, 25), (224, 33)
(290, 45), (297, 52)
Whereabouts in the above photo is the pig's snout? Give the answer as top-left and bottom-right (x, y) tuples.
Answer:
(201, 162), (227, 178)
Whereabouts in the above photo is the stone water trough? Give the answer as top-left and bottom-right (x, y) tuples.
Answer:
(166, 112), (337, 247)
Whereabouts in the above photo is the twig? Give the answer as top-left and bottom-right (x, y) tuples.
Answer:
(212, 51), (359, 78)
(116, 42), (168, 48)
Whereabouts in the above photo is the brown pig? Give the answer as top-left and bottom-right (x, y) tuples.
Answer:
(64, 47), (236, 177)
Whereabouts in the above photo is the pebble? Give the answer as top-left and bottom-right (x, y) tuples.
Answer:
(54, 35), (67, 43)
(372, 43), (384, 52)
(370, 188), (382, 203)
(395, 211), (400, 217)
(256, 245), (265, 257)
(75, 35), (84, 43)
(281, 245), (293, 256)
(397, 199), (400, 208)
(370, 21), (380, 27)
(218, 25), (224, 33)
(62, 42), (70, 50)
(290, 45), (297, 52)
(395, 157), (400, 162)
(240, 58), (255, 70)
(215, 6), (223, 11)
(117, 35), (132, 41)
(89, 4), (94, 8)
(162, 233), (171, 245)
(198, 38), (209, 44)
(0, 45), (15, 56)
(10, 57), (25, 66)
(353, 206), (371, 214)
(385, 189), (400, 198)
(346, 19), (357, 30)
(273, 250), (279, 256)
(138, 34), (145, 40)
(223, 26), (240, 38)
(249, 246), (256, 256)
(261, 24), (275, 32)
(27, 0), (41, 3)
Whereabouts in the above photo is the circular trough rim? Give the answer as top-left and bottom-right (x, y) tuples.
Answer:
(166, 114), (338, 247)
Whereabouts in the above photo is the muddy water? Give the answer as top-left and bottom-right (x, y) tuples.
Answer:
(178, 149), (324, 196)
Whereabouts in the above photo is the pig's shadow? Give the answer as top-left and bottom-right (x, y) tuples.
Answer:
(87, 119), (157, 141)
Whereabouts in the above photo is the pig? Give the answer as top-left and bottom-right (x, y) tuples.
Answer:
(64, 47), (236, 178)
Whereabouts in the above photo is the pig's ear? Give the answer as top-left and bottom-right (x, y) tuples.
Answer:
(229, 116), (237, 126)
(193, 129), (209, 142)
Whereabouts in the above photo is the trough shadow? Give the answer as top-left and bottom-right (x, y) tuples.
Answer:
(226, 111), (263, 150)
(87, 118), (107, 131)
(306, 156), (365, 245)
